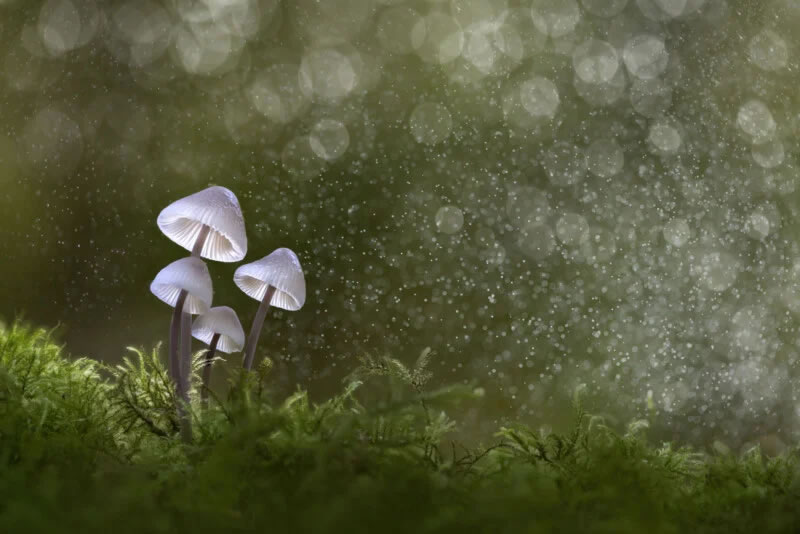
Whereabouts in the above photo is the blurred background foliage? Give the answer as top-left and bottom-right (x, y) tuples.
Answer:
(0, 0), (799, 447)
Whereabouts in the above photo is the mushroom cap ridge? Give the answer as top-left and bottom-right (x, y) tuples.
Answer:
(150, 257), (213, 314)
(157, 186), (247, 262)
(192, 306), (246, 354)
(234, 248), (306, 311)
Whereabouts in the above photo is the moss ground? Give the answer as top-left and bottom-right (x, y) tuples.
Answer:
(0, 321), (798, 533)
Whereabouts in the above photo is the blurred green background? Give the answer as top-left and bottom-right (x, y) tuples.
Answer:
(1, 0), (799, 447)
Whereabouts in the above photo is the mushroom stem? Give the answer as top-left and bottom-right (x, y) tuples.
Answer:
(242, 285), (277, 371)
(169, 293), (188, 388)
(192, 225), (211, 257)
(177, 311), (193, 442)
(175, 224), (211, 442)
(201, 333), (221, 409)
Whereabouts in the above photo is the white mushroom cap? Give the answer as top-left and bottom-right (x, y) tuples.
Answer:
(149, 257), (213, 314)
(157, 186), (247, 262)
(233, 248), (306, 311)
(192, 306), (245, 353)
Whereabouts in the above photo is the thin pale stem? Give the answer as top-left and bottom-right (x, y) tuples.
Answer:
(169, 291), (188, 386)
(201, 333), (220, 410)
(178, 309), (193, 442)
(173, 223), (210, 443)
(242, 285), (276, 371)
(192, 224), (211, 257)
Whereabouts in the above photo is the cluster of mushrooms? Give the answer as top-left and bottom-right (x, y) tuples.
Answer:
(148, 186), (305, 441)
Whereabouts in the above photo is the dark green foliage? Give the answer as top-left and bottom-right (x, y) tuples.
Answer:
(0, 321), (799, 533)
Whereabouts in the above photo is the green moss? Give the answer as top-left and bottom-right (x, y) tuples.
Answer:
(0, 321), (798, 533)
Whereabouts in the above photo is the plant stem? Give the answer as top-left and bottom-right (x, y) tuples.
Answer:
(242, 285), (276, 371)
(201, 333), (220, 409)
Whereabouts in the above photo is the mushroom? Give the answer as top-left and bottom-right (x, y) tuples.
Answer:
(156, 186), (247, 394)
(149, 257), (214, 404)
(234, 248), (306, 370)
(157, 185), (248, 263)
(191, 306), (245, 408)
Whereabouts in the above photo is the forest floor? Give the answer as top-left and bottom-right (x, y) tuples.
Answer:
(0, 321), (798, 533)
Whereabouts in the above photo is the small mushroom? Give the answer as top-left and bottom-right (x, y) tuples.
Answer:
(234, 248), (306, 370)
(191, 306), (245, 408)
(157, 185), (248, 262)
(156, 186), (247, 395)
(149, 257), (213, 402)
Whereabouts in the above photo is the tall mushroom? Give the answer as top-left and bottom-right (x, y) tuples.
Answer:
(156, 186), (247, 394)
(191, 306), (245, 408)
(149, 257), (213, 411)
(234, 248), (306, 371)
